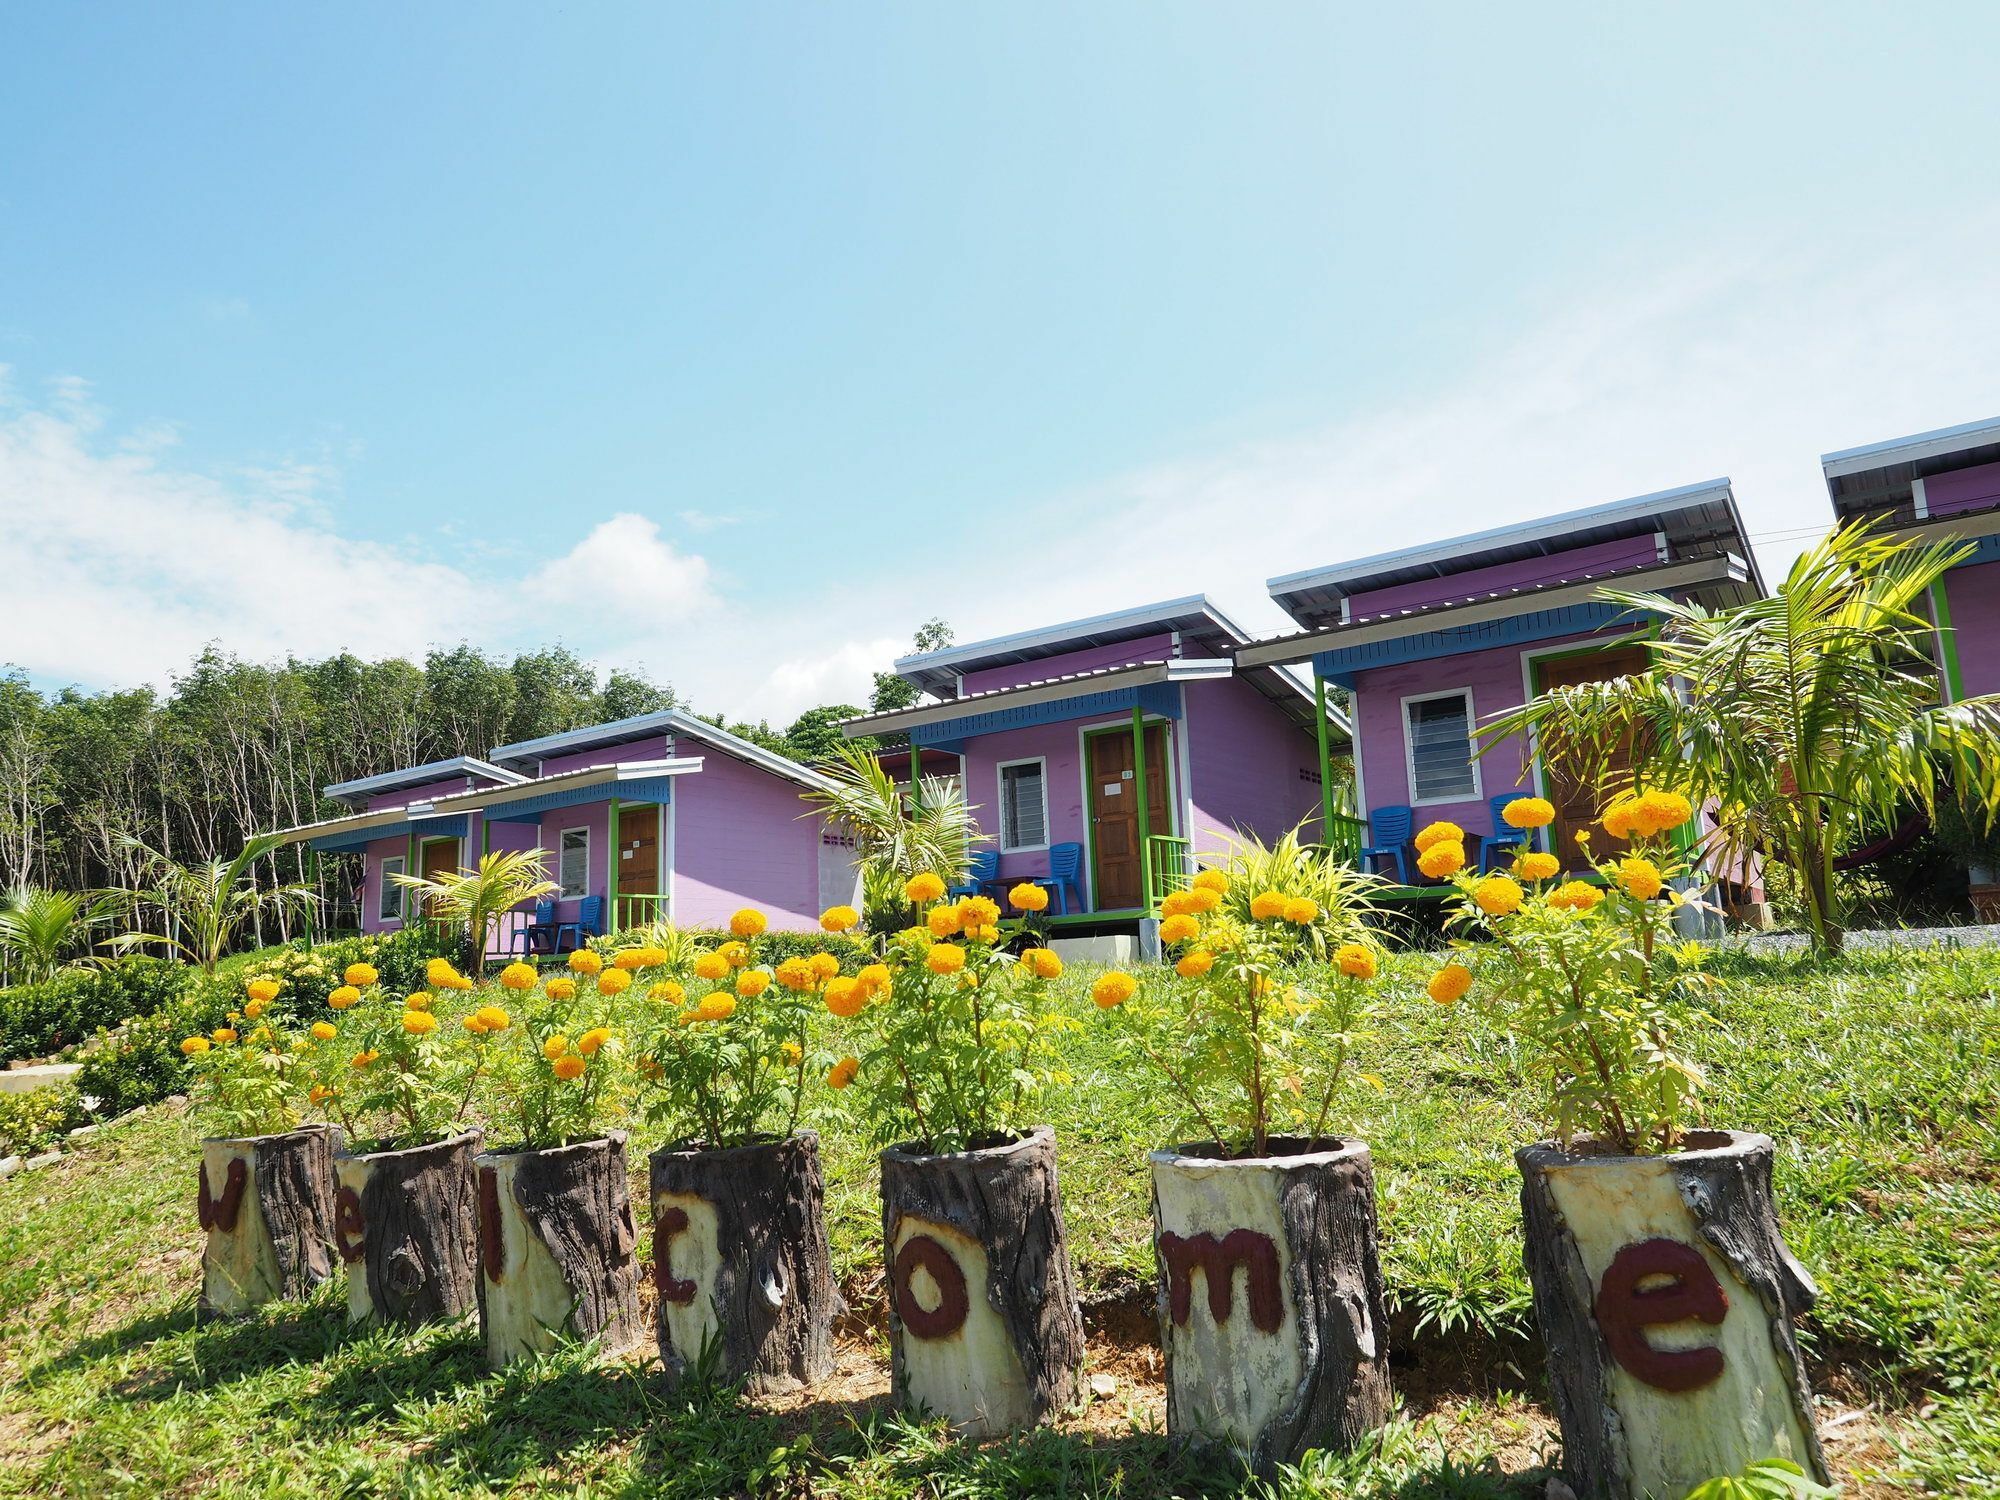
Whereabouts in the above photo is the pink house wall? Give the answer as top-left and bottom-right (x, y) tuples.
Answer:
(1182, 675), (1324, 860)
(1927, 461), (2000, 517)
(1345, 536), (1659, 621)
(959, 718), (1102, 901)
(1947, 558), (2000, 698)
(674, 748), (823, 930)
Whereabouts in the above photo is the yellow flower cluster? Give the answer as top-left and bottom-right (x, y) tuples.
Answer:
(246, 979), (282, 1005)
(1472, 875), (1523, 916)
(904, 872), (946, 904)
(462, 1005), (512, 1035)
(1333, 942), (1377, 979)
(730, 908), (768, 938)
(426, 957), (475, 991)
(1601, 789), (1695, 841)
(1514, 851), (1561, 882)
(599, 970), (633, 997)
(328, 985), (361, 1010)
(613, 946), (670, 970)
(1092, 971), (1137, 1009)
(1016, 948), (1063, 980)
(1007, 882), (1049, 913)
(499, 962), (539, 991)
(545, 976), (577, 1001)
(1427, 963), (1472, 1005)
(343, 962), (378, 987)
(1416, 821), (1467, 880)
(567, 948), (604, 976)
(820, 904), (859, 933)
(1502, 797), (1556, 829)
(1548, 880), (1605, 912)
(826, 1055), (859, 1090)
(1617, 856), (1665, 901)
(926, 894), (1002, 943)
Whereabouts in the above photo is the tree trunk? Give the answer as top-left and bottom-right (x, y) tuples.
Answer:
(648, 1132), (843, 1393)
(878, 1125), (1084, 1437)
(476, 1133), (644, 1369)
(1148, 1136), (1393, 1474)
(334, 1131), (481, 1328)
(1517, 1130), (1830, 1500)
(198, 1125), (340, 1318)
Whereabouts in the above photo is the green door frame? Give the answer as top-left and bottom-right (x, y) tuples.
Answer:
(1930, 579), (1966, 703)
(1314, 672), (1336, 843)
(1081, 713), (1175, 914)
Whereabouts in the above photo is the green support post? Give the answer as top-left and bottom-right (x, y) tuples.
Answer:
(1314, 672), (1336, 847)
(1931, 580), (1966, 704)
(405, 829), (418, 927)
(607, 794), (621, 932)
(1131, 706), (1153, 915)
(303, 845), (318, 946)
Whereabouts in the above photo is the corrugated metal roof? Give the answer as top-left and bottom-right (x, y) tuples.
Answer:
(488, 708), (833, 790)
(322, 756), (524, 809)
(1821, 415), (2000, 524)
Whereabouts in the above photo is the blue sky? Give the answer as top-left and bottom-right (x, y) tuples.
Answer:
(5, 3), (2000, 721)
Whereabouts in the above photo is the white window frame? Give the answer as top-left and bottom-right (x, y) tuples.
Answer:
(558, 825), (591, 900)
(377, 855), (406, 924)
(996, 756), (1051, 853)
(1401, 687), (1482, 807)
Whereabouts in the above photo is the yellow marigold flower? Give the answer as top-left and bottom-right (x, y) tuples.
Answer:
(1159, 889), (1195, 919)
(1549, 880), (1605, 912)
(1028, 948), (1063, 980)
(638, 1056), (664, 1081)
(180, 1036), (210, 1055)
(926, 904), (962, 938)
(1502, 797), (1555, 829)
(343, 962), (378, 988)
(1635, 790), (1694, 837)
(1617, 857), (1665, 901)
(1282, 897), (1320, 925)
(310, 1021), (337, 1042)
(543, 1034), (570, 1060)
(425, 958), (459, 987)
(308, 1084), (334, 1104)
(696, 993), (737, 1022)
(212, 1027), (238, 1044)
(568, 948), (603, 975)
(720, 942), (750, 968)
(820, 904), (859, 932)
(1249, 889), (1287, 921)
(612, 948), (650, 971)
(905, 872), (946, 904)
(824, 976), (865, 1018)
(856, 962), (892, 995)
(962, 896), (1001, 929)
(1159, 913), (1201, 945)
(1472, 875), (1524, 916)
(476, 1005), (511, 1032)
(780, 1041), (803, 1066)
(1333, 943), (1377, 979)
(325, 985), (359, 1010)
(1092, 971), (1138, 1009)
(245, 997), (271, 1021)
(248, 1025), (274, 1044)
(402, 1010), (437, 1035)
(545, 977), (577, 1001)
(808, 952), (841, 980)
(246, 978), (281, 1004)
(1175, 950), (1214, 979)
(1192, 868), (1229, 894)
(552, 1054), (587, 1081)
(730, 908), (768, 938)
(775, 956), (816, 991)
(499, 962), (538, 991)
(927, 943), (967, 975)
(351, 1049), (379, 1069)
(577, 1027), (612, 1056)
(1600, 795), (1640, 840)
(648, 981), (685, 1006)
(1008, 882), (1049, 913)
(463, 1013), (490, 1034)
(736, 969), (770, 998)
(404, 991), (433, 1011)
(691, 952), (729, 981)
(1187, 886), (1221, 913)
(1414, 821), (1464, 853)
(598, 970), (632, 997)
(1428, 963), (1473, 1005)
(1514, 851), (1561, 882)
(826, 1055), (859, 1090)
(1417, 841), (1466, 880)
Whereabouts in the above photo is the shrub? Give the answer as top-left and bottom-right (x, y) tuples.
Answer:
(69, 977), (237, 1118)
(0, 958), (192, 1062)
(0, 1084), (87, 1156)
(238, 926), (458, 1018)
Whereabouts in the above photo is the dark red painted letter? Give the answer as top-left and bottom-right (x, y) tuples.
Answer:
(654, 1205), (696, 1305)
(893, 1234), (970, 1339)
(1594, 1237), (1729, 1392)
(1157, 1229), (1284, 1334)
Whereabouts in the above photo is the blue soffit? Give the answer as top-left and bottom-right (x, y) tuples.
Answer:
(307, 812), (468, 854)
(480, 775), (678, 825)
(1312, 601), (1651, 688)
(908, 682), (1183, 753)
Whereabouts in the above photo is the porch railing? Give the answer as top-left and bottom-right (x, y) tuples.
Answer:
(1144, 834), (1193, 914)
(611, 893), (670, 934)
(1321, 811), (1368, 871)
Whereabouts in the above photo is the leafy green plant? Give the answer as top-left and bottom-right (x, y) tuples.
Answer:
(390, 848), (557, 977)
(112, 831), (320, 976)
(1681, 1457), (1835, 1499)
(800, 743), (984, 897)
(0, 885), (123, 985)
(1422, 793), (1715, 1152)
(482, 948), (636, 1150)
(0, 1082), (87, 1155)
(175, 974), (313, 1137)
(0, 957), (192, 1061)
(1487, 524), (2000, 953)
(1095, 829), (1388, 1156)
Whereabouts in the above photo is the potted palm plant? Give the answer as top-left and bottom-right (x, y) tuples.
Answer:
(820, 872), (1084, 1437)
(1094, 831), (1394, 1474)
(474, 948), (645, 1368)
(630, 910), (844, 1393)
(390, 847), (559, 980)
(180, 976), (339, 1318)
(301, 956), (501, 1329)
(1428, 794), (1832, 1500)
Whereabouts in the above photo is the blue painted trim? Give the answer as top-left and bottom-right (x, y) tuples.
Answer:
(481, 777), (677, 825)
(307, 812), (468, 854)
(1946, 534), (2000, 569)
(909, 681), (1182, 749)
(1312, 601), (1650, 688)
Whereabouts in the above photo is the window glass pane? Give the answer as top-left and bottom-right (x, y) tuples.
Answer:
(559, 829), (590, 899)
(1407, 695), (1476, 802)
(377, 858), (404, 922)
(1000, 762), (1047, 849)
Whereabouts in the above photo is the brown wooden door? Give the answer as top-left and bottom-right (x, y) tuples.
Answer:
(617, 805), (659, 898)
(1088, 724), (1171, 911)
(419, 838), (458, 916)
(1535, 646), (1651, 867)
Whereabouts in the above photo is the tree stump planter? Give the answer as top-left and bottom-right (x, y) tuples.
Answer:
(1148, 1137), (1392, 1474)
(648, 1133), (842, 1392)
(333, 1131), (482, 1329)
(879, 1125), (1084, 1437)
(1516, 1130), (1832, 1500)
(197, 1125), (341, 1318)
(475, 1133), (645, 1369)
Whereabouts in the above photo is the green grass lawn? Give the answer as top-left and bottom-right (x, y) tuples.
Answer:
(2, 945), (1997, 1497)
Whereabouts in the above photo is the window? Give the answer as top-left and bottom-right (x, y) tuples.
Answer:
(559, 827), (590, 899)
(1403, 690), (1479, 804)
(377, 856), (405, 923)
(997, 759), (1049, 851)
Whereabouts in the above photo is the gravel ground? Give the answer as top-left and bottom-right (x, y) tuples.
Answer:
(1729, 922), (2000, 954)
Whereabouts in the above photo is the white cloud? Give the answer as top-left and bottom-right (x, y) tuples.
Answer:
(524, 513), (717, 626)
(676, 508), (740, 533)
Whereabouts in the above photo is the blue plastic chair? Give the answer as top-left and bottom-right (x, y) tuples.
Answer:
(511, 898), (560, 956)
(1357, 806), (1414, 885)
(1040, 842), (1085, 915)
(948, 848), (1002, 901)
(556, 894), (606, 951)
(1481, 792), (1541, 873)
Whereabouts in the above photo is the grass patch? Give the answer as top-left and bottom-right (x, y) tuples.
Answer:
(2, 946), (1996, 1495)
